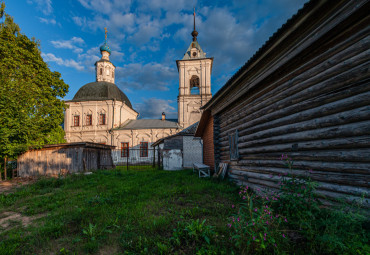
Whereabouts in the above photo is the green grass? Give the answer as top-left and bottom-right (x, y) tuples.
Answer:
(0, 169), (239, 254)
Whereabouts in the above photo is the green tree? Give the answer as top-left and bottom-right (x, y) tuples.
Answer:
(0, 2), (69, 178)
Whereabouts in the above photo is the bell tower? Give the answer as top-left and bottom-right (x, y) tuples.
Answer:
(176, 10), (213, 128)
(95, 27), (115, 83)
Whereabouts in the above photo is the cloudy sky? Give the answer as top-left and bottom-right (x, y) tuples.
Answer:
(5, 0), (307, 119)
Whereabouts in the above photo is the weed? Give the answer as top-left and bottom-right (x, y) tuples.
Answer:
(171, 218), (216, 247)
(82, 223), (97, 241)
(228, 186), (287, 253)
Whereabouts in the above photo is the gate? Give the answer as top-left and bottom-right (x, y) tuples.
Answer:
(111, 148), (162, 170)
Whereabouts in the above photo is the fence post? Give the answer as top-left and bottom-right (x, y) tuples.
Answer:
(126, 151), (129, 171)
(157, 148), (160, 169)
(153, 147), (156, 168)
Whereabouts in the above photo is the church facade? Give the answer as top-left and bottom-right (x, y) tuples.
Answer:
(64, 19), (212, 156)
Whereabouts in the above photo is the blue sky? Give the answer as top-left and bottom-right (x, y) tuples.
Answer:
(5, 0), (307, 119)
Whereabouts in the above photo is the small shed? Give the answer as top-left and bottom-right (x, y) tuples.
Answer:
(152, 122), (203, 170)
(17, 142), (115, 177)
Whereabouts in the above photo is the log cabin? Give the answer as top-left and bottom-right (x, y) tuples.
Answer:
(195, 0), (370, 206)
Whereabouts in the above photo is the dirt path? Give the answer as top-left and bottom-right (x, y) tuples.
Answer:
(0, 178), (37, 194)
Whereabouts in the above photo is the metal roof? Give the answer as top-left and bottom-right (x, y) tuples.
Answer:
(69, 81), (133, 109)
(115, 119), (180, 130)
(182, 40), (207, 60)
(151, 122), (199, 147)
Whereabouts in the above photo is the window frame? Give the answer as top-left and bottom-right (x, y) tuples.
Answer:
(99, 113), (106, 125)
(73, 115), (80, 127)
(86, 114), (92, 126)
(140, 142), (148, 157)
(121, 142), (129, 158)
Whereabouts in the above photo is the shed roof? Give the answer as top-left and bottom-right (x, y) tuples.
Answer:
(151, 122), (199, 147)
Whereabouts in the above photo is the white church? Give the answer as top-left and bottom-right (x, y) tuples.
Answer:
(64, 17), (213, 157)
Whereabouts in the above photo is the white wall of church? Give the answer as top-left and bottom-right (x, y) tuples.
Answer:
(177, 58), (212, 128)
(64, 100), (138, 144)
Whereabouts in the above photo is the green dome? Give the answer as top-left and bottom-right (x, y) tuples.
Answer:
(71, 81), (132, 109)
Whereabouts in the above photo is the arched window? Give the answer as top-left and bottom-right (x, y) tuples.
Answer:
(112, 70), (114, 78)
(190, 75), (200, 95)
(99, 68), (102, 75)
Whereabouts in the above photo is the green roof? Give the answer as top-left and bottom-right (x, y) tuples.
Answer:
(70, 81), (133, 109)
(182, 41), (207, 60)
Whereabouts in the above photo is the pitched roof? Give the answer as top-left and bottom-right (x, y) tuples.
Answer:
(115, 119), (180, 130)
(151, 122), (199, 147)
(182, 41), (207, 60)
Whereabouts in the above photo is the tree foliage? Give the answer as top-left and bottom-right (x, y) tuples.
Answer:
(0, 2), (69, 160)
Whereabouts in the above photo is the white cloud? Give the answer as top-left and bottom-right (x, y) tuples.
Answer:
(135, 98), (177, 119)
(72, 16), (87, 27)
(38, 17), (56, 25)
(28, 0), (53, 15)
(42, 53), (84, 71)
(51, 37), (85, 54)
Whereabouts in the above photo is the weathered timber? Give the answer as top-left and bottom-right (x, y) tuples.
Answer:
(218, 35), (370, 127)
(203, 0), (370, 208)
(219, 84), (370, 140)
(17, 143), (115, 177)
(219, 60), (370, 136)
(219, 102), (370, 147)
(229, 168), (369, 197)
(229, 167), (369, 187)
(211, 1), (369, 115)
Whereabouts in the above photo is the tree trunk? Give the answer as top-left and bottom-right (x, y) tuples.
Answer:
(4, 157), (7, 180)
(0, 158), (2, 181)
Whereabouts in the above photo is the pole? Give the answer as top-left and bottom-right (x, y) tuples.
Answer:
(4, 157), (7, 180)
(153, 148), (155, 168)
(126, 150), (129, 171)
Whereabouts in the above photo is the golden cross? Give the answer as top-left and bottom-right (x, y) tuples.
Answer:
(104, 27), (107, 41)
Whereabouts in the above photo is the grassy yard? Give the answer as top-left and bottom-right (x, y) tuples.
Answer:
(0, 169), (239, 254)
(1, 167), (368, 255)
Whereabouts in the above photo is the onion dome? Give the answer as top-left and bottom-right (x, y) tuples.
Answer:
(100, 42), (111, 54)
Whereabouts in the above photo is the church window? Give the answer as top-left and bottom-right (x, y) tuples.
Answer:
(99, 68), (102, 75)
(73, 116), (80, 126)
(121, 142), (129, 157)
(190, 75), (200, 95)
(140, 142), (148, 157)
(99, 113), (106, 125)
(112, 71), (114, 78)
(86, 114), (92, 126)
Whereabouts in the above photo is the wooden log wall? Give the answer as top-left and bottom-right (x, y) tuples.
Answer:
(213, 0), (370, 207)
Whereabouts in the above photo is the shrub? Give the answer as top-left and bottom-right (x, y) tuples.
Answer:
(228, 186), (288, 254)
(275, 155), (320, 233)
